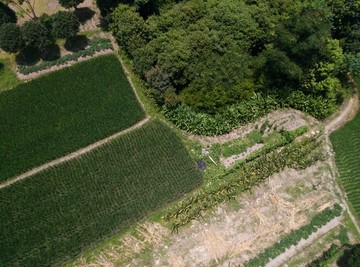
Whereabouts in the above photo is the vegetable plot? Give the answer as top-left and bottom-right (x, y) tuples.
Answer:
(0, 120), (202, 266)
(0, 54), (145, 182)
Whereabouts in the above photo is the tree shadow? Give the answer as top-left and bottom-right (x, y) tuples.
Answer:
(64, 35), (89, 52)
(15, 47), (41, 66)
(74, 7), (95, 24)
(41, 44), (61, 61)
(0, 62), (4, 73)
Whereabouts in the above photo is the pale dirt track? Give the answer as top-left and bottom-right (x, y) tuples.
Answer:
(0, 117), (150, 190)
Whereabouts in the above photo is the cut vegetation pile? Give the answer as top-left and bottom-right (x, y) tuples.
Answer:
(331, 101), (360, 220)
(0, 120), (202, 266)
(0, 54), (145, 182)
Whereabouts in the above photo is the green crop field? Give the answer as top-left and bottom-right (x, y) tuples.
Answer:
(0, 120), (202, 266)
(331, 100), (360, 220)
(0, 54), (145, 182)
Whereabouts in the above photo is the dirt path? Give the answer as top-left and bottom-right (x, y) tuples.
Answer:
(0, 117), (150, 190)
(265, 216), (342, 267)
(324, 93), (359, 134)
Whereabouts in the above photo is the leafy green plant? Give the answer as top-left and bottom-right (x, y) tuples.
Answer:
(245, 204), (343, 267)
(164, 126), (320, 232)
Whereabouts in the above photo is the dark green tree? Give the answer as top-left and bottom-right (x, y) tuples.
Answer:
(51, 11), (80, 39)
(0, 23), (23, 53)
(347, 244), (360, 267)
(58, 0), (85, 9)
(0, 2), (16, 26)
(110, 4), (149, 57)
(21, 20), (51, 50)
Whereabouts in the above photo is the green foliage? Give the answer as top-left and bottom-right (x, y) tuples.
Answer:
(245, 204), (343, 267)
(0, 23), (23, 53)
(338, 225), (349, 246)
(307, 244), (341, 267)
(347, 244), (360, 267)
(0, 2), (16, 26)
(345, 52), (360, 77)
(164, 126), (319, 232)
(0, 54), (145, 182)
(331, 104), (360, 221)
(21, 20), (51, 50)
(110, 0), (347, 116)
(51, 11), (80, 39)
(0, 120), (202, 266)
(110, 4), (149, 57)
(58, 0), (84, 9)
(18, 38), (113, 74)
(163, 94), (279, 136)
(0, 57), (20, 92)
(221, 130), (263, 158)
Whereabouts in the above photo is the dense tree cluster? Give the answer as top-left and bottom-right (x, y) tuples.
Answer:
(0, 9), (79, 53)
(110, 0), (350, 118)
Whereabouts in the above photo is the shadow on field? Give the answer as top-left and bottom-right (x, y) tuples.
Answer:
(74, 7), (95, 24)
(64, 35), (89, 52)
(41, 44), (61, 61)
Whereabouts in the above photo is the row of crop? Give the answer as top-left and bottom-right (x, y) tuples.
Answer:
(164, 129), (324, 232)
(222, 125), (311, 176)
(244, 204), (343, 267)
(18, 38), (113, 75)
(1, 54), (145, 182)
(0, 120), (203, 266)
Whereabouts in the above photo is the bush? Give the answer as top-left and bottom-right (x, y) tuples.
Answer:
(51, 11), (80, 39)
(0, 23), (23, 53)
(21, 20), (52, 50)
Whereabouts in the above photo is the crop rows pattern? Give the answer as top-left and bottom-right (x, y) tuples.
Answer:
(0, 54), (145, 182)
(0, 120), (202, 266)
(331, 107), (360, 220)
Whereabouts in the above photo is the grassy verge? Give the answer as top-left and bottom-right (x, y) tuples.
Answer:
(0, 56), (20, 92)
(0, 120), (202, 267)
(0, 54), (145, 182)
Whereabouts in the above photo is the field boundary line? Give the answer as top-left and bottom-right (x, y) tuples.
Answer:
(0, 117), (150, 190)
(17, 49), (115, 81)
(115, 50), (147, 113)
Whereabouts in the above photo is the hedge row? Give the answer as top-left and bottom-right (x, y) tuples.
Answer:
(244, 204), (343, 267)
(18, 38), (113, 75)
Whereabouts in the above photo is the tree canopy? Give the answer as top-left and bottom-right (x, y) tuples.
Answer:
(0, 23), (22, 53)
(21, 20), (52, 50)
(110, 0), (347, 117)
(51, 11), (80, 39)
